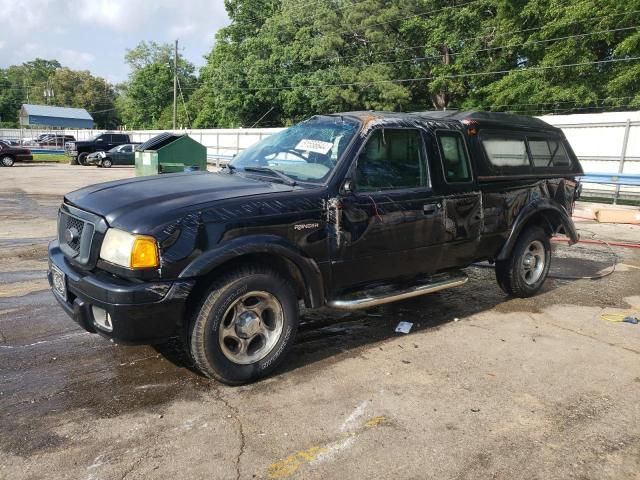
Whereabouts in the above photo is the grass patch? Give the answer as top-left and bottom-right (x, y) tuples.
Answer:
(31, 153), (69, 163)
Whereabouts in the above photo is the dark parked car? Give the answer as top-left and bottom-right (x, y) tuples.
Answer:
(48, 111), (583, 384)
(65, 132), (132, 165)
(36, 134), (76, 147)
(85, 144), (137, 168)
(0, 141), (33, 166)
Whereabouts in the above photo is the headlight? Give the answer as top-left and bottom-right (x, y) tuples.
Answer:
(100, 228), (159, 269)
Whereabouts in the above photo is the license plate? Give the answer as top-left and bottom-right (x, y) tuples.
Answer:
(51, 264), (67, 301)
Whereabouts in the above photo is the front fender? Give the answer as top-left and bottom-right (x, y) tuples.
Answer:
(497, 199), (578, 261)
(178, 234), (325, 307)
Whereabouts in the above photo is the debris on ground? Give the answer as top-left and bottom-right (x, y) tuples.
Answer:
(395, 321), (413, 334)
(600, 311), (640, 324)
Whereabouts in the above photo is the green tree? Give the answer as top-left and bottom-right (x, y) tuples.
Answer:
(118, 41), (198, 129)
(196, 0), (640, 127)
(48, 68), (118, 128)
(0, 59), (62, 126)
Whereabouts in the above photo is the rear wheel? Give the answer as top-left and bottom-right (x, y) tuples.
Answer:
(77, 152), (88, 166)
(189, 265), (299, 384)
(101, 158), (112, 168)
(495, 226), (551, 298)
(1, 155), (15, 167)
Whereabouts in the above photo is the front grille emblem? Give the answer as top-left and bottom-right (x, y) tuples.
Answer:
(64, 227), (79, 244)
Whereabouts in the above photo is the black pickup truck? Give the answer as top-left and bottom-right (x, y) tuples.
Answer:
(48, 111), (583, 384)
(65, 132), (132, 165)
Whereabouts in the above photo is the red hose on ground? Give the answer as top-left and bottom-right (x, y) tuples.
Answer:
(553, 237), (640, 249)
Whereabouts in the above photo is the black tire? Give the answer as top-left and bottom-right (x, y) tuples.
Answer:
(1, 155), (15, 167)
(102, 158), (112, 168)
(495, 226), (551, 298)
(77, 152), (89, 166)
(189, 265), (299, 384)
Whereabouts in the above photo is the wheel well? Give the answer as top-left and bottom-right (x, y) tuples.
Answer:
(524, 209), (566, 237)
(1, 154), (15, 159)
(182, 253), (308, 327)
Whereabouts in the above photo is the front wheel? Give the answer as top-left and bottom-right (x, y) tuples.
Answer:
(189, 266), (299, 384)
(1, 155), (15, 167)
(495, 226), (551, 298)
(77, 152), (88, 166)
(101, 158), (112, 168)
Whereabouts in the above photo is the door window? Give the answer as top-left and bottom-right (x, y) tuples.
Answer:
(356, 129), (427, 191)
(436, 131), (472, 183)
(121, 145), (132, 153)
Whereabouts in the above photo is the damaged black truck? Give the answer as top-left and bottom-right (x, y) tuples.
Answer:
(48, 111), (583, 384)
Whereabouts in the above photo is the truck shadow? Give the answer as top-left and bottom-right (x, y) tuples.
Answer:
(154, 245), (619, 380)
(152, 266), (561, 378)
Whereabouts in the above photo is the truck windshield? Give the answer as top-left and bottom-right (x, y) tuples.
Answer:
(230, 116), (359, 183)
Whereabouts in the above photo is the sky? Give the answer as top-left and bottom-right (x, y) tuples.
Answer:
(0, 0), (230, 84)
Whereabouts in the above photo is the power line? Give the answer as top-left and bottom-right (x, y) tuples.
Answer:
(205, 25), (638, 81)
(200, 9), (640, 75)
(181, 56), (640, 92)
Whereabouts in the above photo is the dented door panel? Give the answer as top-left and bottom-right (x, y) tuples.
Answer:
(329, 189), (446, 292)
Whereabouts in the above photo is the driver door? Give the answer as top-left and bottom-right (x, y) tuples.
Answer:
(330, 128), (447, 292)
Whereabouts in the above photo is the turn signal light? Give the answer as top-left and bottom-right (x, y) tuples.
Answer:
(130, 236), (159, 269)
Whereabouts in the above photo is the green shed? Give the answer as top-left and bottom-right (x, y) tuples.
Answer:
(135, 132), (207, 176)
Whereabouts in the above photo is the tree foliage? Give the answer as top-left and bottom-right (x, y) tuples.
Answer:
(0, 58), (117, 128)
(118, 41), (198, 129)
(194, 0), (640, 127)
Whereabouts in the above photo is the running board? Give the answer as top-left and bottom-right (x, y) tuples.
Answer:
(327, 271), (469, 311)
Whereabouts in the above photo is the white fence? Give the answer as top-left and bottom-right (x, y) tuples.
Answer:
(2, 111), (638, 200)
(539, 112), (640, 201)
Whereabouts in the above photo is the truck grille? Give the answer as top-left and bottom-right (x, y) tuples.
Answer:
(57, 205), (106, 268)
(63, 215), (85, 253)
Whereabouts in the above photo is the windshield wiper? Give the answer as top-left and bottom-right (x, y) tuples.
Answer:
(242, 167), (298, 186)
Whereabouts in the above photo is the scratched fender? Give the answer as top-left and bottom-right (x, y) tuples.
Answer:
(178, 234), (325, 308)
(496, 197), (578, 261)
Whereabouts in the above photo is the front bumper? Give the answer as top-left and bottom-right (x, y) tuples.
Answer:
(17, 154), (33, 162)
(48, 240), (195, 343)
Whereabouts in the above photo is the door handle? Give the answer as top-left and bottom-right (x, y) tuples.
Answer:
(423, 203), (441, 215)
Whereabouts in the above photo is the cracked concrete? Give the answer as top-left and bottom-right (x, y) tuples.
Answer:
(1, 164), (640, 479)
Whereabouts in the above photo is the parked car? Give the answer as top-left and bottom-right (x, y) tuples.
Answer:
(36, 134), (76, 147)
(65, 132), (132, 165)
(48, 111), (583, 384)
(22, 134), (50, 145)
(0, 141), (33, 166)
(0, 138), (21, 146)
(85, 143), (138, 168)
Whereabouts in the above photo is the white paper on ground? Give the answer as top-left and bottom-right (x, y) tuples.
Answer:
(395, 321), (413, 334)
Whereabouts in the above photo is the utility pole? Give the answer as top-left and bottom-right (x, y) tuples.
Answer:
(173, 39), (178, 130)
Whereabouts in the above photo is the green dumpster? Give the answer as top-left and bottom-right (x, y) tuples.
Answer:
(135, 132), (207, 176)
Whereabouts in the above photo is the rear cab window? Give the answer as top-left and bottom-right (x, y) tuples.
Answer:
(527, 137), (572, 169)
(481, 135), (529, 169)
(480, 131), (574, 176)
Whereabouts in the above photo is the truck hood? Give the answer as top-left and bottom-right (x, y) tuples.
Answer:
(64, 171), (296, 233)
(69, 140), (91, 147)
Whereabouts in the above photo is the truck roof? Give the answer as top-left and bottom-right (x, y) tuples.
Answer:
(329, 110), (559, 132)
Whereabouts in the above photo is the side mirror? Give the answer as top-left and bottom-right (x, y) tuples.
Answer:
(342, 179), (355, 195)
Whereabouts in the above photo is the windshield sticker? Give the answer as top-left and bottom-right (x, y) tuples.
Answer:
(294, 139), (333, 155)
